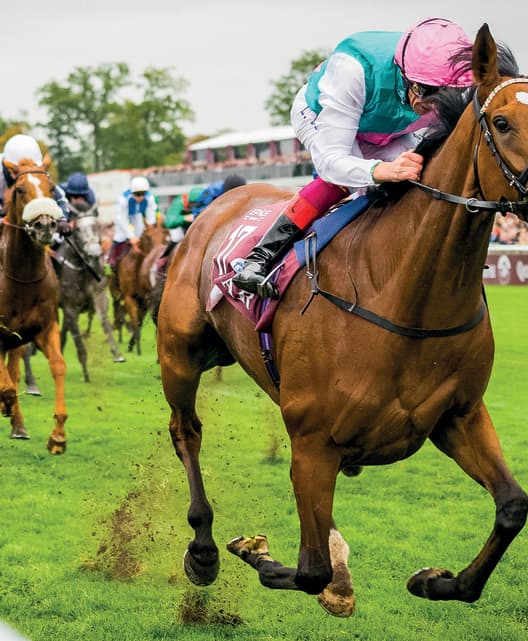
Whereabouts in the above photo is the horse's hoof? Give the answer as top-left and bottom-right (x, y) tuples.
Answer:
(227, 534), (270, 560)
(317, 589), (355, 618)
(25, 385), (42, 397)
(10, 431), (30, 440)
(113, 355), (126, 363)
(46, 437), (66, 455)
(183, 549), (219, 586)
(340, 457), (363, 477)
(407, 567), (456, 600)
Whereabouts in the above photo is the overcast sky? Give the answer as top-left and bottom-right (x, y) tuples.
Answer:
(4, 1), (527, 139)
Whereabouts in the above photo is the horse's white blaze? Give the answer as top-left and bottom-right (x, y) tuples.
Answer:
(516, 91), (528, 105)
(27, 173), (44, 198)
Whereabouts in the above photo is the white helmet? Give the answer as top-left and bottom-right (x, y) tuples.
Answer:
(130, 176), (150, 193)
(3, 134), (43, 165)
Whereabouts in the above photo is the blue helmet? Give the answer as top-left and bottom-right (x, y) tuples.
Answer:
(65, 172), (90, 196)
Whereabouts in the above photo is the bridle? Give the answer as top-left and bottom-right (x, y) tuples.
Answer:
(409, 77), (528, 216)
(1, 168), (56, 282)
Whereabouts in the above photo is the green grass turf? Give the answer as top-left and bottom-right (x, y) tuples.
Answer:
(0, 285), (527, 640)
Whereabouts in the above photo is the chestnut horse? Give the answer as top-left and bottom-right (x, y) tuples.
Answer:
(0, 158), (67, 453)
(109, 223), (168, 354)
(157, 25), (528, 616)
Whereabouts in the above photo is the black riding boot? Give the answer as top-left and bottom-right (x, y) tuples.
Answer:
(232, 213), (302, 299)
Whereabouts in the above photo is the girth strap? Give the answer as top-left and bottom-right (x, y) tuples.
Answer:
(301, 231), (487, 338)
(313, 286), (487, 338)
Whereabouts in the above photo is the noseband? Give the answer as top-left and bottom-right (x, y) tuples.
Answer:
(4, 169), (56, 234)
(410, 78), (528, 216)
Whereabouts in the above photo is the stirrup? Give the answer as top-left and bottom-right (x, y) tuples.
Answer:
(255, 264), (282, 299)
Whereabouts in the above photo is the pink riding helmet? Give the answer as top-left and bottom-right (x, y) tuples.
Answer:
(394, 17), (473, 87)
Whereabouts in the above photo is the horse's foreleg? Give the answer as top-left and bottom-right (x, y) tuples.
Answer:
(227, 526), (355, 616)
(409, 403), (528, 602)
(290, 435), (343, 594)
(93, 290), (125, 362)
(6, 346), (29, 439)
(227, 434), (353, 614)
(35, 322), (68, 455)
(160, 342), (219, 586)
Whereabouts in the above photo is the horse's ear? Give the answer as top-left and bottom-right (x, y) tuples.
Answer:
(3, 159), (18, 180)
(42, 154), (52, 171)
(472, 23), (499, 87)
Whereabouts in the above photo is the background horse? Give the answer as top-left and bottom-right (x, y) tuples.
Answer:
(56, 201), (125, 382)
(110, 223), (168, 355)
(157, 25), (528, 616)
(0, 158), (67, 453)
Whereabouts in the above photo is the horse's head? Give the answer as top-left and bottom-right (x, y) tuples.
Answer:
(3, 157), (62, 246)
(472, 24), (528, 220)
(69, 201), (102, 258)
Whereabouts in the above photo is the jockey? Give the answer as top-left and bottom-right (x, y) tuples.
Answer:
(0, 134), (71, 234)
(233, 18), (474, 298)
(64, 172), (97, 210)
(107, 175), (157, 272)
(155, 174), (247, 276)
(192, 174), (247, 218)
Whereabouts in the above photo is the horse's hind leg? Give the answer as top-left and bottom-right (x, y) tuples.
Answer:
(158, 328), (219, 586)
(23, 343), (41, 396)
(408, 402), (528, 602)
(93, 289), (125, 362)
(65, 310), (90, 382)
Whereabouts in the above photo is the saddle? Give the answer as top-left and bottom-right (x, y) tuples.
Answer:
(208, 194), (374, 331)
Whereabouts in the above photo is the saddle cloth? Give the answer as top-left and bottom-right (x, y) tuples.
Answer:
(207, 194), (373, 331)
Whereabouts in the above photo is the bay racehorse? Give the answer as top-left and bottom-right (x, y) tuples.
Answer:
(156, 25), (528, 616)
(56, 201), (125, 382)
(0, 158), (67, 453)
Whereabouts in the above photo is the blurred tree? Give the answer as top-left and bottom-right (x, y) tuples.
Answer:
(265, 49), (328, 126)
(37, 63), (131, 174)
(37, 64), (194, 176)
(102, 66), (194, 169)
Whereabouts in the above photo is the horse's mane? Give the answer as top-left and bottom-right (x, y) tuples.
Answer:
(382, 43), (520, 202)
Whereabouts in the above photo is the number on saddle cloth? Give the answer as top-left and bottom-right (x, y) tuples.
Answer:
(208, 194), (373, 328)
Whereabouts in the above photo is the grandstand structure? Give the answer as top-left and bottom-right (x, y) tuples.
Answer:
(146, 125), (314, 208)
(89, 126), (314, 221)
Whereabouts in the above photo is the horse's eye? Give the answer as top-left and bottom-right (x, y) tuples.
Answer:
(493, 116), (510, 133)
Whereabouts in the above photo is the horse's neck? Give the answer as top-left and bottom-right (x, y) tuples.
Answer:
(366, 116), (491, 325)
(3, 227), (47, 280)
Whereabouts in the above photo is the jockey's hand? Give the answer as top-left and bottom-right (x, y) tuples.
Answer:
(57, 218), (73, 237)
(372, 151), (424, 183)
(130, 237), (140, 253)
